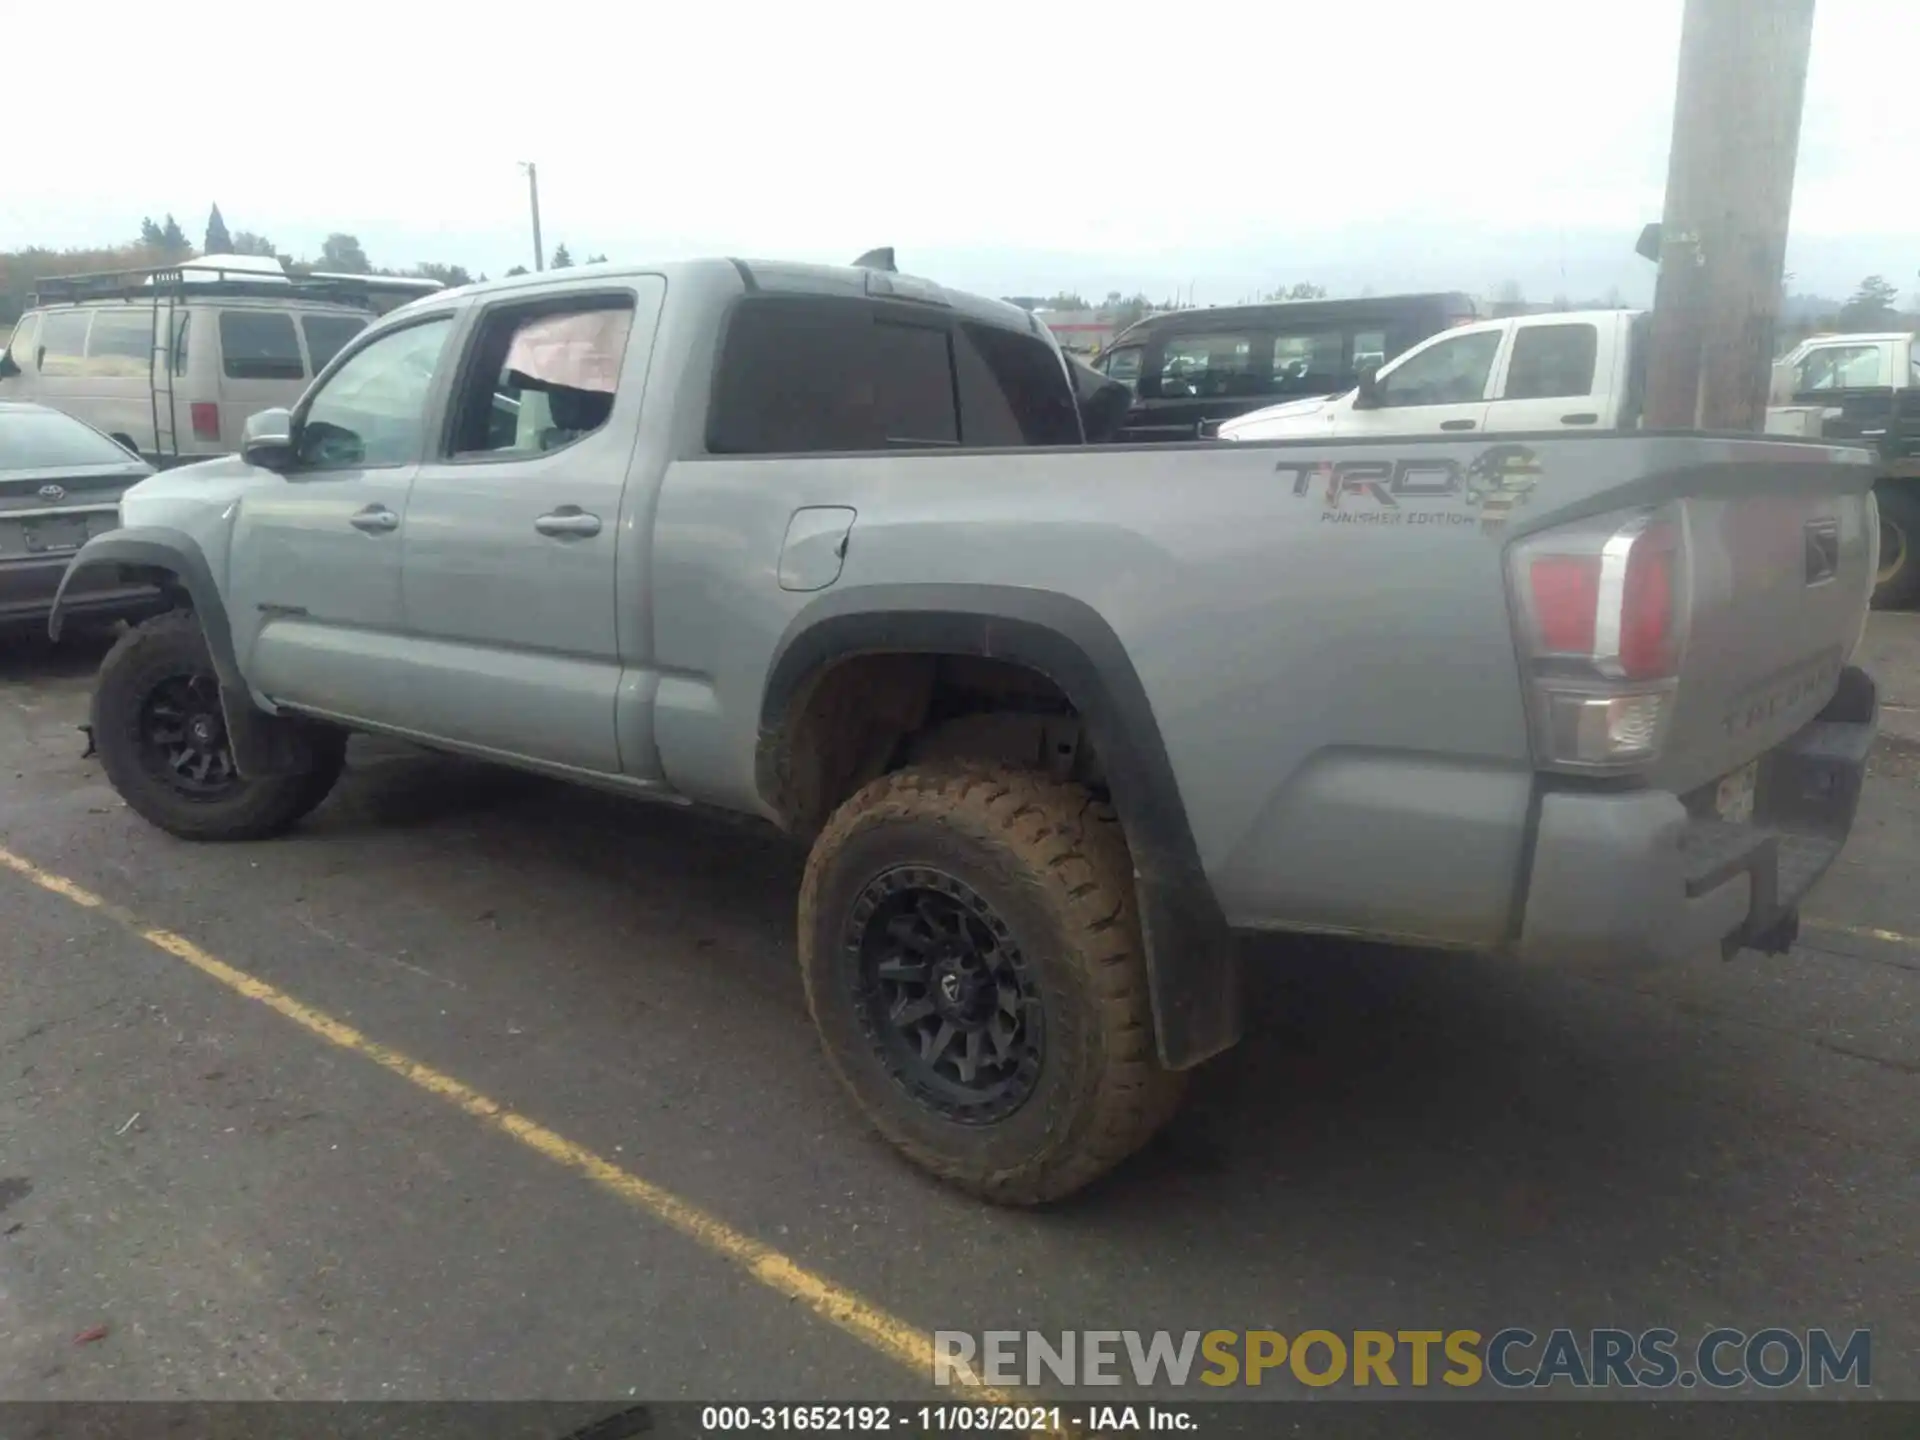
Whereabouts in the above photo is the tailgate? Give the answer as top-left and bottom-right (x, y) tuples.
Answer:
(1652, 440), (1877, 796)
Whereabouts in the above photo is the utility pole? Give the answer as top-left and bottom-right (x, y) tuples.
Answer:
(1642, 0), (1816, 431)
(520, 162), (545, 273)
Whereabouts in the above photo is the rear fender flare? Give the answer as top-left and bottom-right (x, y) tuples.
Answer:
(759, 584), (1241, 1070)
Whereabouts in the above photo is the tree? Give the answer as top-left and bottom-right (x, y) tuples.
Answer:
(413, 262), (474, 288)
(1491, 278), (1528, 317)
(550, 243), (573, 269)
(1101, 290), (1154, 330)
(319, 233), (371, 274)
(505, 265), (529, 277)
(228, 230), (279, 258)
(159, 214), (190, 256)
(139, 217), (165, 248)
(584, 253), (607, 265)
(1264, 282), (1326, 301)
(204, 204), (233, 254)
(1839, 275), (1900, 329)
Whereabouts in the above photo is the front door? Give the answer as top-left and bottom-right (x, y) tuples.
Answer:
(395, 278), (664, 776)
(234, 313), (459, 719)
(1341, 324), (1503, 438)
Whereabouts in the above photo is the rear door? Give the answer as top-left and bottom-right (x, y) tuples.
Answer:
(1483, 316), (1614, 433)
(396, 279), (665, 775)
(1340, 323), (1502, 437)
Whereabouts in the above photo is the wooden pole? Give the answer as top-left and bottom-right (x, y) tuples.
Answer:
(1642, 0), (1816, 431)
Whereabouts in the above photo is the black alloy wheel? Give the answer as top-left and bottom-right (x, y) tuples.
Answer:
(847, 866), (1045, 1124)
(136, 670), (242, 799)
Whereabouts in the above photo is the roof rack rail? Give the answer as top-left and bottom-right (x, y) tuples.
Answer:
(28, 260), (442, 311)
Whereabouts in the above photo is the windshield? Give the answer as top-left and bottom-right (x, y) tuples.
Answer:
(0, 405), (140, 471)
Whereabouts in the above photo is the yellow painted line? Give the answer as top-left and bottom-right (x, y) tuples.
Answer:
(0, 843), (1005, 1401)
(1803, 916), (1920, 951)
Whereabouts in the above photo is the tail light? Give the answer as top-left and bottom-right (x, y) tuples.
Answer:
(1508, 507), (1688, 771)
(191, 402), (221, 442)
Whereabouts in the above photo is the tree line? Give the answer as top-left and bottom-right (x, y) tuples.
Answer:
(1, 205), (606, 324)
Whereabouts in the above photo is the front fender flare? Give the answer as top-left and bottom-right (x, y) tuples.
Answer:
(49, 527), (243, 688)
(759, 584), (1242, 1071)
(49, 527), (303, 780)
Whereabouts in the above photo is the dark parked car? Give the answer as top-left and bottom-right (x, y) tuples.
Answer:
(1090, 291), (1479, 441)
(0, 401), (162, 631)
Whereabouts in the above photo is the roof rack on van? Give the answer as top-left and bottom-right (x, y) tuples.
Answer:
(29, 259), (441, 311)
(23, 258), (444, 467)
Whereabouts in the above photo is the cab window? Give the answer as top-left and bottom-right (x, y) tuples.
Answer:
(952, 322), (1079, 447)
(1795, 344), (1890, 392)
(4, 313), (40, 371)
(446, 300), (634, 457)
(1098, 345), (1144, 393)
(37, 311), (93, 376)
(304, 314), (369, 373)
(84, 310), (156, 377)
(1152, 332), (1256, 399)
(1502, 323), (1599, 400)
(1269, 330), (1348, 395)
(220, 311), (306, 381)
(1375, 330), (1501, 407)
(295, 317), (454, 469)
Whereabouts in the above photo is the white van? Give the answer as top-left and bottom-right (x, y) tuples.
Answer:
(1217, 309), (1649, 442)
(0, 257), (439, 466)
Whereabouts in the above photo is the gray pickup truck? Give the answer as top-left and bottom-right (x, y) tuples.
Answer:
(51, 257), (1882, 1204)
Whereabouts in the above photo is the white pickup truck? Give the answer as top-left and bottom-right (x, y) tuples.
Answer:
(1218, 309), (1920, 611)
(1767, 332), (1920, 605)
(1217, 308), (1648, 443)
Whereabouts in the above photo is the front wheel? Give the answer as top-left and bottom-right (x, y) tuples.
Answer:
(798, 762), (1185, 1204)
(92, 611), (345, 841)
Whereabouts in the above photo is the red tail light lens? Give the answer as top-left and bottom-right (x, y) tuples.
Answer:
(1618, 520), (1677, 679)
(191, 402), (220, 441)
(1528, 555), (1601, 655)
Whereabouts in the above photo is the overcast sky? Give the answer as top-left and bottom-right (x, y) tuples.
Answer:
(3, 0), (1913, 304)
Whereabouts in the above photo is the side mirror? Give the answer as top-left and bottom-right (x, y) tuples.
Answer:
(1352, 366), (1383, 410)
(0, 350), (19, 379)
(241, 407), (297, 470)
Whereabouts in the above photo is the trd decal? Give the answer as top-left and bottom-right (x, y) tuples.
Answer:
(1278, 445), (1544, 533)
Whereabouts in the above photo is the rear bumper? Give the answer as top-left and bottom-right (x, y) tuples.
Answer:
(1514, 666), (1878, 964)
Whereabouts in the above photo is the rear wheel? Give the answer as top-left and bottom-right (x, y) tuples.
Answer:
(799, 762), (1185, 1204)
(1872, 485), (1920, 609)
(92, 611), (345, 841)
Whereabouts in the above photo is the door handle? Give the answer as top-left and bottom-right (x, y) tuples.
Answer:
(534, 506), (602, 538)
(349, 505), (399, 533)
(1560, 412), (1600, 425)
(1440, 419), (1477, 431)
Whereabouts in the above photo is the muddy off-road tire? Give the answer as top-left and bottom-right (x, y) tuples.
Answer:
(799, 762), (1185, 1204)
(92, 611), (346, 842)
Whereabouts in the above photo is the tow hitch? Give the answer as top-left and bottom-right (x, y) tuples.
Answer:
(1731, 909), (1800, 959)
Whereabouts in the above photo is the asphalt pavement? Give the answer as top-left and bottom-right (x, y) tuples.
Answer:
(1, 620), (1915, 1414)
